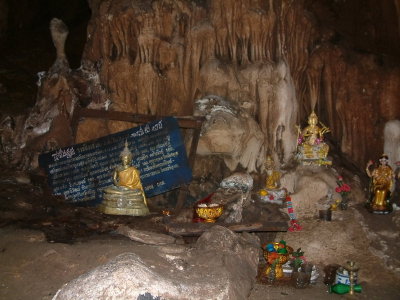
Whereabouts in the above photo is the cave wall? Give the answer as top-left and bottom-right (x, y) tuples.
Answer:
(76, 0), (400, 168)
(306, 0), (400, 165)
(77, 0), (316, 165)
(1, 0), (399, 171)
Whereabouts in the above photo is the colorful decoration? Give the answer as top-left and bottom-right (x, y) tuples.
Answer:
(262, 242), (293, 278)
(290, 248), (306, 271)
(335, 176), (351, 198)
(286, 196), (302, 231)
(192, 193), (214, 222)
(195, 203), (224, 223)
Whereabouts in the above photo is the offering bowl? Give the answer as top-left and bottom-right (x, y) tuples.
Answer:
(195, 204), (223, 223)
(263, 242), (293, 278)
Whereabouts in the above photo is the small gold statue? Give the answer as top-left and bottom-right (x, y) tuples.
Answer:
(366, 154), (394, 213)
(99, 141), (150, 216)
(259, 156), (286, 204)
(265, 156), (281, 190)
(296, 111), (331, 165)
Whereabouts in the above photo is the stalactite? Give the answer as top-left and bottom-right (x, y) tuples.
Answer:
(6, 0), (399, 171)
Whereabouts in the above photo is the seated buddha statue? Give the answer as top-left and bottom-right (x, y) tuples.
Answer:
(296, 111), (331, 165)
(99, 141), (150, 216)
(259, 156), (286, 204)
(365, 154), (394, 214)
(265, 155), (281, 190)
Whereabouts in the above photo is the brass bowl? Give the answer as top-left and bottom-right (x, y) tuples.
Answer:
(262, 242), (294, 278)
(263, 243), (294, 265)
(195, 205), (223, 223)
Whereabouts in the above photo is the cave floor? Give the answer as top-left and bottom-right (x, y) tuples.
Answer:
(0, 169), (400, 300)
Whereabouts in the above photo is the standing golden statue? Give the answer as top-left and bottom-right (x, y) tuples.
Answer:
(259, 156), (286, 204)
(296, 111), (331, 165)
(99, 141), (150, 216)
(365, 154), (394, 214)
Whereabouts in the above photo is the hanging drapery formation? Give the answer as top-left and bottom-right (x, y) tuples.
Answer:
(1, 0), (399, 171)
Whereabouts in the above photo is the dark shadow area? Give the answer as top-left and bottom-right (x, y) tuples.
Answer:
(0, 0), (91, 115)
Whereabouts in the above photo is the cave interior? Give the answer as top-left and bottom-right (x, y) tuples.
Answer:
(0, 0), (400, 299)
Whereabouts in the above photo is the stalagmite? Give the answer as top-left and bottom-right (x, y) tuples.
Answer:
(16, 19), (77, 169)
(384, 120), (400, 168)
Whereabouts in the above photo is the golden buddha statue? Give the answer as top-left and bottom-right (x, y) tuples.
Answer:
(259, 155), (286, 204)
(99, 141), (150, 216)
(265, 155), (281, 190)
(296, 111), (331, 165)
(366, 154), (394, 213)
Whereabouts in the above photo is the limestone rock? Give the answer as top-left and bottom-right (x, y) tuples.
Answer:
(220, 172), (254, 192)
(2, 0), (400, 174)
(384, 119), (400, 168)
(53, 226), (259, 300)
(195, 96), (266, 173)
(116, 226), (176, 245)
(78, 0), (400, 169)
(287, 166), (341, 219)
(49, 18), (70, 73)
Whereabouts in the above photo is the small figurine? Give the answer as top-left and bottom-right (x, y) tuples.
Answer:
(265, 155), (281, 190)
(99, 141), (150, 216)
(259, 156), (286, 204)
(365, 154), (394, 214)
(296, 111), (331, 166)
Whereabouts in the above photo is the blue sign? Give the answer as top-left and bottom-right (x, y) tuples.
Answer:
(38, 117), (192, 205)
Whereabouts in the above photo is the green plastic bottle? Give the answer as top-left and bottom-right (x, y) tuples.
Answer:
(329, 284), (362, 294)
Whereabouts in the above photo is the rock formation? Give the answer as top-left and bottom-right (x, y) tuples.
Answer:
(384, 120), (400, 168)
(1, 0), (400, 174)
(52, 226), (260, 300)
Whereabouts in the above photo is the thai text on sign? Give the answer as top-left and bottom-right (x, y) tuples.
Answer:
(39, 117), (192, 205)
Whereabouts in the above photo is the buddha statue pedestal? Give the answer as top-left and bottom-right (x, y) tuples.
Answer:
(259, 188), (287, 205)
(99, 188), (150, 216)
(296, 144), (332, 166)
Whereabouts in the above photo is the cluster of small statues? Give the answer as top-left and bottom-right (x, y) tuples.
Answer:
(95, 112), (400, 218)
(296, 111), (331, 166)
(99, 141), (150, 216)
(259, 111), (331, 204)
(272, 109), (400, 216)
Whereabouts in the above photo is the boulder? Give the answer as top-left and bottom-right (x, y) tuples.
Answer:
(53, 226), (259, 300)
(195, 96), (265, 173)
(284, 166), (341, 219)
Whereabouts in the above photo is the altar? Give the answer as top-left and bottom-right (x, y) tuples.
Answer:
(164, 201), (289, 242)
